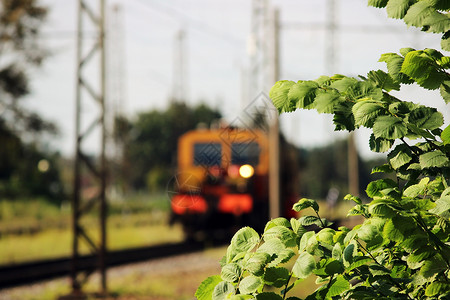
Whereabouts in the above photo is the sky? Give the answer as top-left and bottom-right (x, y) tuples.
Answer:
(26, 0), (450, 159)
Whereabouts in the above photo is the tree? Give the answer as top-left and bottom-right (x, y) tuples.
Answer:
(196, 1), (450, 299)
(117, 102), (222, 191)
(0, 0), (56, 136)
(0, 1), (64, 202)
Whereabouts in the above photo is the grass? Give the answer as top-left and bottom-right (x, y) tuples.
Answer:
(0, 218), (184, 265)
(0, 194), (182, 265)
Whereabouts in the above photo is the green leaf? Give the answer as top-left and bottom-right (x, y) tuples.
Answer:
(299, 215), (320, 226)
(366, 178), (398, 198)
(369, 264), (390, 276)
(221, 263), (242, 283)
(290, 218), (305, 236)
(425, 281), (450, 296)
(429, 195), (450, 215)
(239, 275), (263, 294)
(263, 267), (290, 288)
(212, 281), (234, 300)
(231, 227), (260, 253)
(379, 53), (413, 84)
(332, 243), (342, 260)
(408, 106), (444, 130)
(440, 81), (450, 104)
(428, 0), (450, 10)
(357, 223), (378, 242)
(229, 295), (254, 300)
(400, 47), (416, 57)
(419, 150), (449, 168)
(316, 228), (336, 245)
(292, 252), (316, 278)
(293, 198), (319, 212)
(347, 257), (372, 271)
(403, 177), (430, 198)
(329, 76), (358, 92)
(326, 275), (350, 298)
(423, 11), (450, 33)
(386, 0), (412, 19)
(257, 238), (286, 256)
(373, 115), (408, 139)
(388, 144), (413, 169)
(371, 163), (394, 174)
(264, 217), (291, 232)
(299, 231), (315, 252)
(288, 81), (319, 110)
(442, 31), (450, 51)
(441, 124), (450, 144)
(352, 100), (385, 127)
(255, 292), (284, 300)
(313, 90), (341, 114)
(267, 248), (295, 267)
(401, 50), (446, 90)
(369, 134), (394, 152)
(195, 275), (222, 300)
(368, 69), (401, 91)
(368, 0), (388, 8)
(383, 218), (404, 242)
(333, 101), (355, 131)
(420, 255), (447, 278)
(344, 193), (363, 204)
(264, 225), (296, 247)
(403, 1), (434, 28)
(245, 252), (272, 276)
(270, 80), (296, 113)
(343, 241), (358, 267)
(324, 259), (344, 275)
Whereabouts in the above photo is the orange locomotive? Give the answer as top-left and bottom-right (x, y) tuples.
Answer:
(169, 127), (296, 239)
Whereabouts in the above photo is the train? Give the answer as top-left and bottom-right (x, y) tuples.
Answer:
(168, 126), (298, 240)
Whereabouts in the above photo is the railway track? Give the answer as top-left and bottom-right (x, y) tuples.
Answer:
(0, 241), (208, 289)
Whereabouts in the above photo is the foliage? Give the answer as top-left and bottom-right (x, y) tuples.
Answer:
(196, 1), (450, 299)
(296, 139), (388, 200)
(0, 120), (65, 202)
(0, 0), (56, 136)
(116, 102), (221, 190)
(0, 1), (63, 202)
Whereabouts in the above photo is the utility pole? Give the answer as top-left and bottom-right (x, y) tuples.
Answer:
(172, 29), (187, 103)
(326, 0), (359, 196)
(268, 7), (281, 219)
(249, 0), (281, 219)
(108, 3), (126, 198)
(65, 0), (108, 297)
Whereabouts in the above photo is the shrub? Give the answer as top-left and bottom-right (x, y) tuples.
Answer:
(196, 1), (450, 299)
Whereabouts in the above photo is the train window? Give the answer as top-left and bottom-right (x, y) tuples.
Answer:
(231, 142), (260, 166)
(193, 143), (222, 166)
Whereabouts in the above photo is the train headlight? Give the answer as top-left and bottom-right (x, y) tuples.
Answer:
(239, 164), (254, 178)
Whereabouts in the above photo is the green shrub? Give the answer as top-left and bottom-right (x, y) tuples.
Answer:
(196, 1), (450, 299)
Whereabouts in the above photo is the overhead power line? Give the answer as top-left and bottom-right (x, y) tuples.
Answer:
(132, 0), (245, 48)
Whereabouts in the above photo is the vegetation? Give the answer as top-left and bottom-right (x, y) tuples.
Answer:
(196, 1), (450, 299)
(0, 196), (183, 265)
(297, 139), (387, 200)
(114, 102), (221, 191)
(0, 0), (65, 203)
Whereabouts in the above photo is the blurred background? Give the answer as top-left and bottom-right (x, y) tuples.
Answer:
(0, 0), (449, 299)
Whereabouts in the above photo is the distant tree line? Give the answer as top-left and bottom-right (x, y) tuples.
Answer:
(113, 101), (222, 192)
(0, 0), (66, 204)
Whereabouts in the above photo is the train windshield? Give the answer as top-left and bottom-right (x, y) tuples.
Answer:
(231, 142), (260, 166)
(193, 143), (222, 166)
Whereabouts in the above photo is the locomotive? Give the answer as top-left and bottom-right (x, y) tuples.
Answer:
(169, 127), (297, 240)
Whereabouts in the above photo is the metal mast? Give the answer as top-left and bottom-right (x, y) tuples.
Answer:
(70, 0), (107, 296)
(172, 29), (187, 103)
(249, 0), (281, 218)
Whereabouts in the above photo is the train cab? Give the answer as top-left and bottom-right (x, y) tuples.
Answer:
(169, 128), (270, 239)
